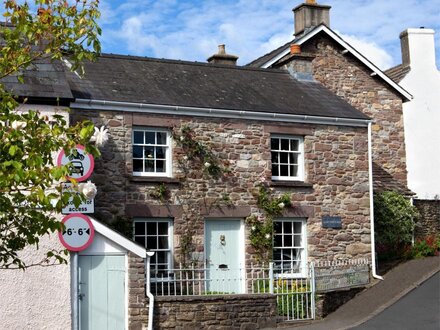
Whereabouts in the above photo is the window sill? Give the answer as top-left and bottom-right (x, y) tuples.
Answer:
(130, 176), (181, 184)
(270, 181), (313, 188)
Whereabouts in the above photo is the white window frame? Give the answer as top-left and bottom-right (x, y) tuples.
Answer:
(273, 218), (307, 278)
(132, 128), (172, 177)
(133, 218), (173, 280)
(271, 135), (304, 181)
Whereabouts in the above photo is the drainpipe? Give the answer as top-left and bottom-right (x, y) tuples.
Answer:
(368, 122), (384, 280)
(410, 197), (415, 245)
(145, 251), (155, 330)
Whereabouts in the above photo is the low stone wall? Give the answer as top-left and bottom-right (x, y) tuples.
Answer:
(315, 287), (365, 318)
(154, 294), (277, 329)
(414, 199), (440, 239)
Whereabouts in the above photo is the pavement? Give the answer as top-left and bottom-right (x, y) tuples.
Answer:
(273, 255), (440, 330)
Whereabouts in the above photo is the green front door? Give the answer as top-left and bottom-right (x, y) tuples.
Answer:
(205, 219), (243, 294)
(78, 255), (126, 330)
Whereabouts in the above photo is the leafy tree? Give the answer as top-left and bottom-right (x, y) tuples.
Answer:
(0, 0), (101, 269)
(374, 191), (419, 248)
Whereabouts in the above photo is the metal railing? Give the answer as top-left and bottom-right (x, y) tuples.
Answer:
(147, 262), (315, 321)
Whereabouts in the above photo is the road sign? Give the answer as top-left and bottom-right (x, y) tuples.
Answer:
(58, 214), (95, 252)
(61, 183), (94, 214)
(57, 145), (94, 182)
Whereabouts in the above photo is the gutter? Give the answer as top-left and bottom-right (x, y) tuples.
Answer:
(368, 122), (383, 280)
(145, 251), (155, 330)
(71, 98), (371, 128)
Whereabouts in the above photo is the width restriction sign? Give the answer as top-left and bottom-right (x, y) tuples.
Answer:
(58, 214), (95, 252)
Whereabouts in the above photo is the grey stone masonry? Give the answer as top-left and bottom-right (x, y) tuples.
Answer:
(128, 253), (148, 330)
(71, 109), (372, 264)
(413, 199), (440, 239)
(154, 294), (277, 329)
(279, 35), (409, 195)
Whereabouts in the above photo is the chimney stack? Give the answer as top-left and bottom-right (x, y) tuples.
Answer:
(207, 44), (239, 65)
(400, 28), (437, 70)
(293, 1), (331, 36)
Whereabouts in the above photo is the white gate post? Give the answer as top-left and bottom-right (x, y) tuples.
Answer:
(269, 262), (274, 294)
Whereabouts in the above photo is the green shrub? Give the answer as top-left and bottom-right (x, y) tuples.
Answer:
(374, 191), (419, 249)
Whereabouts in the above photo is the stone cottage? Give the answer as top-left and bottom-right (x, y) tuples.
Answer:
(67, 50), (375, 264)
(65, 44), (374, 326)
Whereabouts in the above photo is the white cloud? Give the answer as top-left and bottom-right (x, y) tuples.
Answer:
(337, 32), (394, 70)
(99, 0), (440, 68)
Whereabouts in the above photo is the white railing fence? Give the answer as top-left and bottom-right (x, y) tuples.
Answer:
(147, 262), (315, 321)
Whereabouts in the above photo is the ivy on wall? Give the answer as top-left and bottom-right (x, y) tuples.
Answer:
(246, 178), (292, 263)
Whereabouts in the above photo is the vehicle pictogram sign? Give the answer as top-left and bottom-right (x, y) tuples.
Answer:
(57, 145), (94, 182)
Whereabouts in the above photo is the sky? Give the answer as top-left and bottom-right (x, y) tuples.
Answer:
(98, 0), (440, 70)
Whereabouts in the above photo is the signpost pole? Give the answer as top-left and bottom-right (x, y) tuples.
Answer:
(72, 252), (79, 330)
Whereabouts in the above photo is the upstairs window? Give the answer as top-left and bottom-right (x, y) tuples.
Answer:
(133, 128), (171, 177)
(271, 136), (304, 181)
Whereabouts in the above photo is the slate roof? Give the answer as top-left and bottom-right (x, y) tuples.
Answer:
(66, 53), (369, 120)
(246, 39), (294, 68)
(0, 58), (73, 102)
(384, 64), (411, 83)
(373, 162), (414, 196)
(246, 25), (412, 102)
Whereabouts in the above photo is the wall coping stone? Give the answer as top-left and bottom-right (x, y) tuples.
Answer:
(155, 293), (274, 303)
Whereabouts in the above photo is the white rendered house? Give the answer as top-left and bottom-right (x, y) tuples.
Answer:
(387, 28), (440, 199)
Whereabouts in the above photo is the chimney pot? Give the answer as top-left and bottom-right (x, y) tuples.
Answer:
(218, 44), (226, 55)
(290, 44), (301, 54)
(207, 44), (239, 65)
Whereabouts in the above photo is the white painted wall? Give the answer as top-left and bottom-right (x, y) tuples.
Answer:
(399, 28), (440, 199)
(0, 105), (72, 329)
(0, 234), (72, 329)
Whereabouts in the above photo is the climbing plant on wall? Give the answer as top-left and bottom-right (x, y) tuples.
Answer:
(246, 178), (292, 263)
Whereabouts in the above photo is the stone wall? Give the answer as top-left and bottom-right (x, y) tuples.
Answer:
(315, 287), (365, 318)
(280, 36), (409, 194)
(154, 294), (277, 329)
(71, 110), (372, 264)
(413, 199), (440, 239)
(128, 253), (149, 330)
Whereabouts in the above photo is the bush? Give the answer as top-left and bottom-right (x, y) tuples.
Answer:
(374, 191), (419, 251)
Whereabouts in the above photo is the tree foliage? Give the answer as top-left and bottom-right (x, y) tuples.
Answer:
(374, 191), (419, 247)
(0, 0), (101, 269)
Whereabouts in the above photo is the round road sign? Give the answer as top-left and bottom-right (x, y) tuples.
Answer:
(57, 145), (94, 182)
(58, 213), (95, 252)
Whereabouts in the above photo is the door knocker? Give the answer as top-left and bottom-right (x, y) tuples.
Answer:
(220, 234), (226, 246)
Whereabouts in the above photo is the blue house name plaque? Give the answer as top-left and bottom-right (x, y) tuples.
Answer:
(322, 216), (342, 229)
